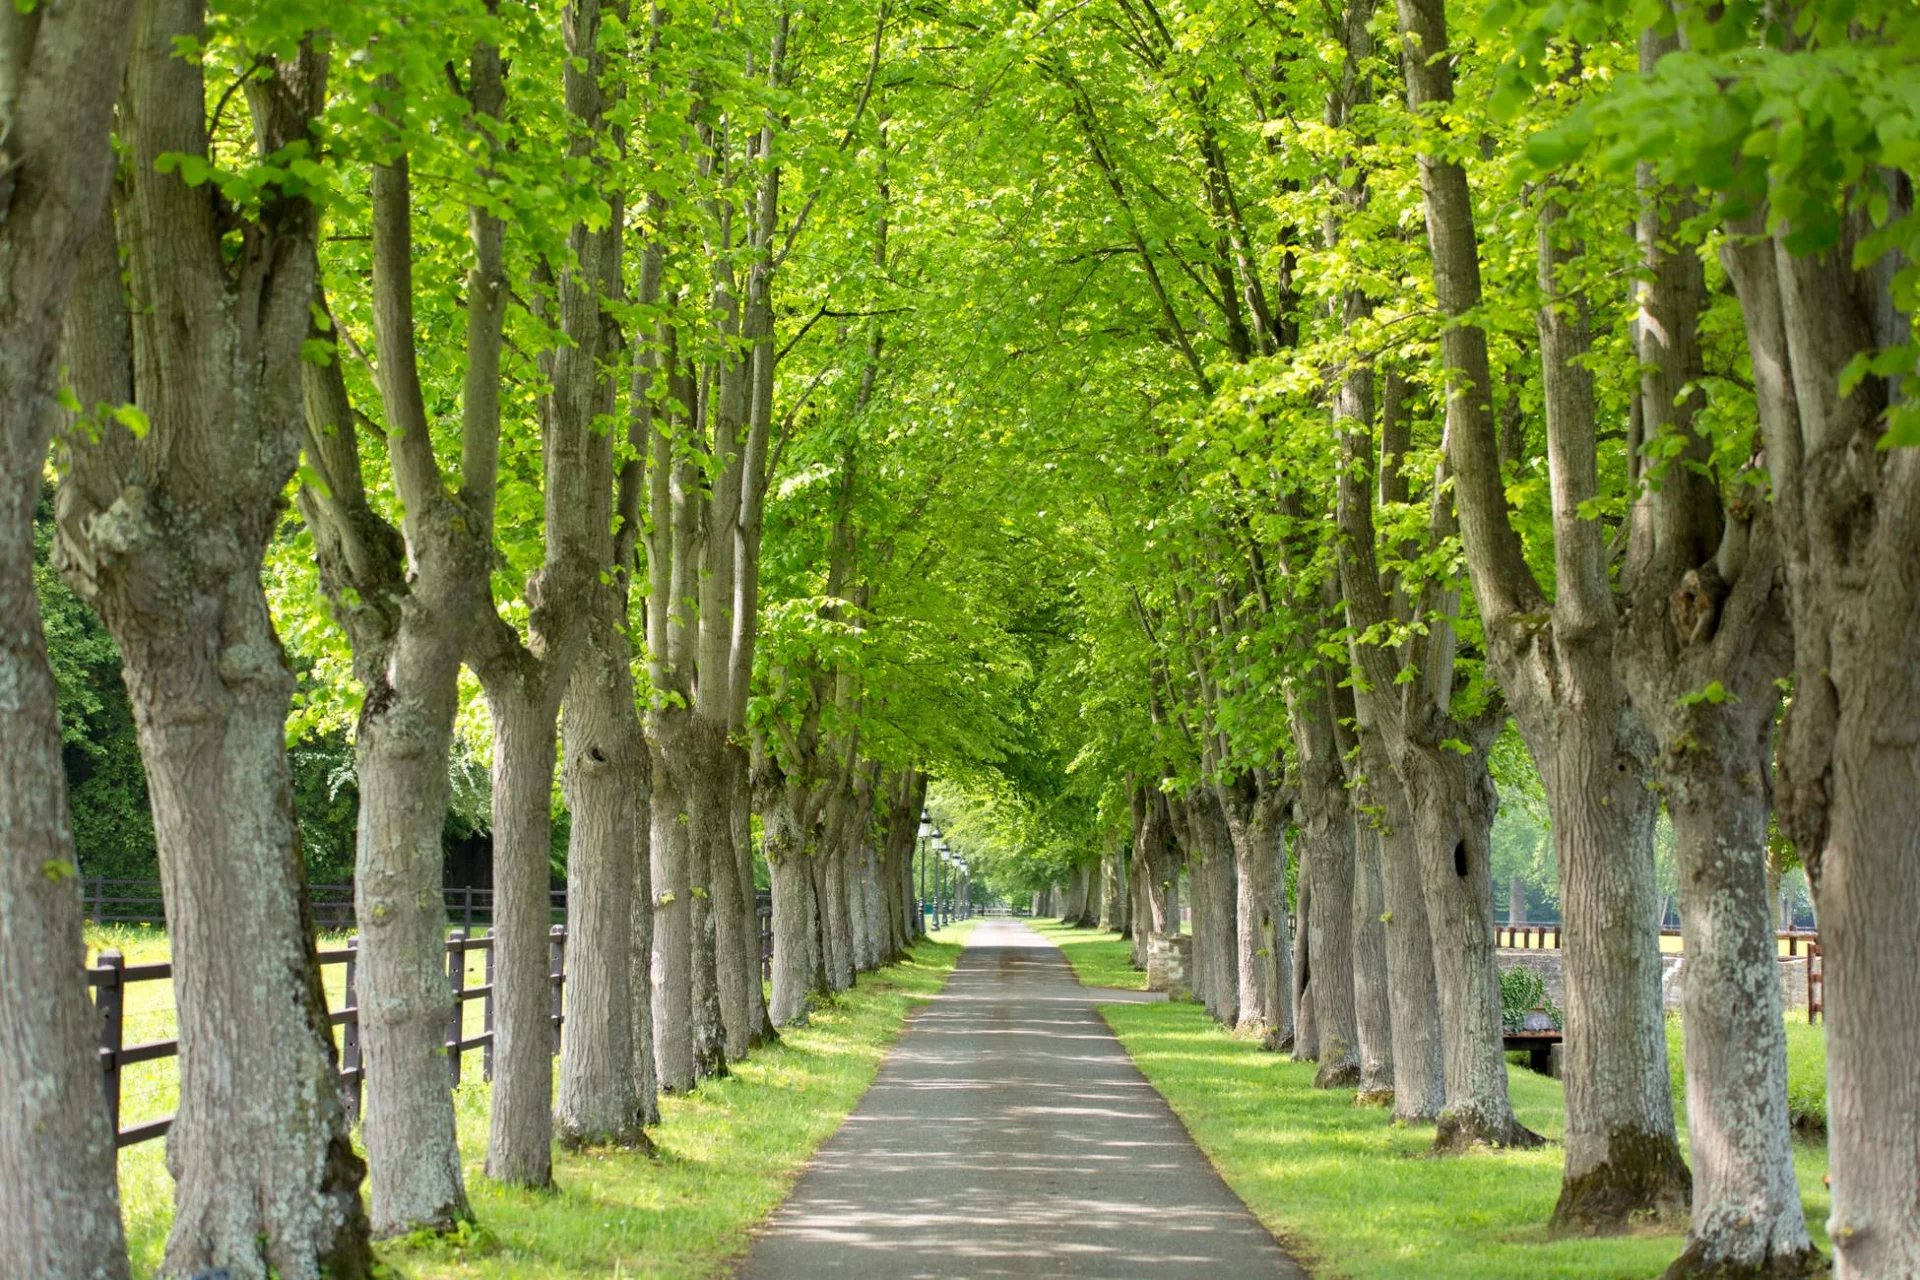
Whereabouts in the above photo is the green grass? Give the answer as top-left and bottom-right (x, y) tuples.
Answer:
(1027, 918), (1147, 990)
(1047, 925), (1832, 1279)
(109, 920), (978, 1278)
(1666, 1013), (1829, 1133)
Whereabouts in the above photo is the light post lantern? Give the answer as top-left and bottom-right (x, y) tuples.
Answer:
(917, 813), (934, 937)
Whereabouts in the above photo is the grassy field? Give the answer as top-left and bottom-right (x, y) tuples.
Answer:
(1028, 918), (1148, 990)
(102, 920), (977, 1278)
(1040, 923), (1832, 1280)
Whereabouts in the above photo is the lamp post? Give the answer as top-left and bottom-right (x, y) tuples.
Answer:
(934, 839), (949, 929)
(917, 813), (933, 939)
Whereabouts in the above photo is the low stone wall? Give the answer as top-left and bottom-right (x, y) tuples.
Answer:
(1497, 948), (1813, 1012)
(1147, 933), (1193, 1000)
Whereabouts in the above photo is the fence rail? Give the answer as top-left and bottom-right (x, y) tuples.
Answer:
(87, 885), (775, 1149)
(1495, 923), (1820, 957)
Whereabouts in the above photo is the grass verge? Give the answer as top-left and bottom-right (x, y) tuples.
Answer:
(1051, 927), (1832, 1280)
(1027, 918), (1147, 990)
(117, 920), (977, 1278)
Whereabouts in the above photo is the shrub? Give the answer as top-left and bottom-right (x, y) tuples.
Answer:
(1499, 966), (1562, 1032)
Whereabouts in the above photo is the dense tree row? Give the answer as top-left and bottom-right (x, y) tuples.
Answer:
(1, 0), (1915, 1278)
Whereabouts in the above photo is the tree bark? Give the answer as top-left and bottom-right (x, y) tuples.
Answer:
(0, 3), (135, 1274)
(1617, 100), (1816, 1272)
(1292, 860), (1316, 1063)
(481, 678), (565, 1188)
(1717, 202), (1906, 1275)
(648, 716), (695, 1092)
(56, 14), (373, 1273)
(1395, 0), (1683, 1210)
(1405, 742), (1539, 1148)
(1350, 809), (1397, 1106)
(687, 714), (753, 1060)
(556, 626), (649, 1150)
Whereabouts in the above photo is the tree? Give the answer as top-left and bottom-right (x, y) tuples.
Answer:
(0, 3), (136, 1275)
(56, 0), (374, 1270)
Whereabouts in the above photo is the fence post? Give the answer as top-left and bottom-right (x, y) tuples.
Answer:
(446, 930), (466, 1087)
(549, 925), (566, 1056)
(343, 938), (362, 1125)
(482, 938), (495, 1081)
(95, 950), (124, 1142)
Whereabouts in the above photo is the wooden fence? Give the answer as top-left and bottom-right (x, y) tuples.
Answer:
(88, 888), (775, 1149)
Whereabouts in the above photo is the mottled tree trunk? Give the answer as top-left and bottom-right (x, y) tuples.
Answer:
(1366, 759), (1443, 1120)
(687, 716), (752, 1060)
(482, 681), (563, 1187)
(731, 752), (770, 1042)
(1350, 814), (1396, 1106)
(629, 751), (660, 1126)
(1535, 704), (1688, 1228)
(1292, 866), (1316, 1063)
(1269, 824), (1295, 1050)
(1403, 745), (1537, 1149)
(353, 669), (470, 1228)
(1299, 781), (1358, 1085)
(1661, 730), (1814, 1275)
(54, 16), (372, 1272)
(649, 721), (693, 1092)
(556, 633), (648, 1149)
(762, 791), (819, 1025)
(0, 488), (129, 1279)
(1620, 128), (1815, 1273)
(823, 826), (855, 991)
(0, 3), (134, 1273)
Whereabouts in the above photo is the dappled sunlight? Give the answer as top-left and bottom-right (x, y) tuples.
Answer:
(738, 919), (1301, 1278)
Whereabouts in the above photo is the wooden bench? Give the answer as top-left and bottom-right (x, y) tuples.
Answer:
(1503, 1029), (1562, 1076)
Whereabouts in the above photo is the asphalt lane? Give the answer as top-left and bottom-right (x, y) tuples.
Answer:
(735, 917), (1308, 1279)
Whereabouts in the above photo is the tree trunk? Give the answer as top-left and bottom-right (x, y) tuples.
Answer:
(1719, 202), (1920, 1275)
(482, 680), (563, 1187)
(1618, 117), (1816, 1272)
(1660, 723), (1817, 1275)
(1535, 703), (1689, 1229)
(1269, 823), (1296, 1050)
(1195, 794), (1240, 1025)
(822, 823), (855, 991)
(732, 750), (770, 1042)
(1216, 778), (1279, 1034)
(53, 16), (373, 1272)
(763, 784), (819, 1025)
(0, 483), (130, 1279)
(687, 715), (753, 1061)
(0, 3), (135, 1273)
(683, 753), (728, 1079)
(556, 631), (648, 1149)
(649, 718), (694, 1092)
(1350, 813), (1396, 1106)
(1366, 756), (1444, 1121)
(353, 670), (470, 1229)
(1292, 862), (1316, 1063)
(630, 750), (660, 1126)
(1403, 743), (1539, 1149)
(1297, 764), (1358, 1084)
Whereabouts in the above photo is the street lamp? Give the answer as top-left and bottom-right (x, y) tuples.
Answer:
(917, 812), (934, 937)
(935, 839), (950, 928)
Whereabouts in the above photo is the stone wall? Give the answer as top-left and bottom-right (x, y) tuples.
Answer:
(1497, 948), (1814, 1012)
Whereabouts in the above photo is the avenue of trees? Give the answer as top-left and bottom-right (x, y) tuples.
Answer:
(0, 1), (1914, 1279)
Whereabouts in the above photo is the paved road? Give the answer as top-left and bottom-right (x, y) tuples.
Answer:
(736, 918), (1307, 1279)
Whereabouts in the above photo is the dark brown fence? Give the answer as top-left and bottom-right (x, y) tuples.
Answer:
(88, 887), (775, 1149)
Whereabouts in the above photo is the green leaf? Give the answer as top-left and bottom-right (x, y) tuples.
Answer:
(110, 404), (150, 438)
